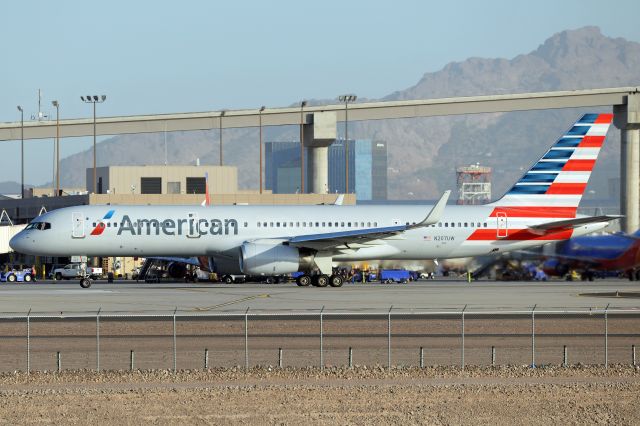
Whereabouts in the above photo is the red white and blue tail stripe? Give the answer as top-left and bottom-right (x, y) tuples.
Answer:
(491, 113), (612, 210)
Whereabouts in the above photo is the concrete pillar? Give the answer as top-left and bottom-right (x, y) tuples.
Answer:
(614, 93), (640, 234)
(303, 111), (337, 194)
(620, 127), (640, 233)
(308, 146), (329, 194)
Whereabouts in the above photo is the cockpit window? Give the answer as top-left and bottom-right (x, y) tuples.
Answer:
(25, 222), (51, 231)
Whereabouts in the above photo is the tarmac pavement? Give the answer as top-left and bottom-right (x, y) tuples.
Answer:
(0, 277), (638, 315)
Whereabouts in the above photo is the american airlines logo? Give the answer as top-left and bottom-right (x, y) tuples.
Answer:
(115, 214), (239, 236)
(90, 210), (115, 236)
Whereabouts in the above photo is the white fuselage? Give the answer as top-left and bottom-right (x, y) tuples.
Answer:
(10, 204), (607, 272)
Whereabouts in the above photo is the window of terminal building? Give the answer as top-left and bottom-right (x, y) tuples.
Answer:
(186, 177), (206, 194)
(167, 181), (181, 194)
(141, 177), (162, 194)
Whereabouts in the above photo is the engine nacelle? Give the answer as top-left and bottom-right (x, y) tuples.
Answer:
(240, 241), (313, 275)
(167, 262), (187, 279)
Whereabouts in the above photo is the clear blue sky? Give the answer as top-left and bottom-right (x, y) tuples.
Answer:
(1, 0), (639, 185)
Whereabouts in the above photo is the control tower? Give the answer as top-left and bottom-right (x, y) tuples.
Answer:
(456, 163), (492, 205)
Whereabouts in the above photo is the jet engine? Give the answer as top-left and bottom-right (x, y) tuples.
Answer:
(167, 262), (187, 279)
(240, 241), (314, 275)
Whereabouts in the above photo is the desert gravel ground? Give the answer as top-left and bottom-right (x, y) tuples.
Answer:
(0, 366), (639, 425)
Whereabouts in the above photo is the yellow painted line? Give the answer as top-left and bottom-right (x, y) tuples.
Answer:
(193, 294), (270, 311)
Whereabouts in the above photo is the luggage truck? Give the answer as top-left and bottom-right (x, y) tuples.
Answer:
(379, 269), (411, 284)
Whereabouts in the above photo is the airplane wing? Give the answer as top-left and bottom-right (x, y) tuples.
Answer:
(528, 215), (623, 234)
(288, 191), (450, 251)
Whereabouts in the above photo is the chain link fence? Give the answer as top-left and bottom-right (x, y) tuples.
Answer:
(0, 306), (638, 372)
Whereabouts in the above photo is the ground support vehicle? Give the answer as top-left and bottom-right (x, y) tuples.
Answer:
(0, 269), (33, 283)
(379, 269), (411, 284)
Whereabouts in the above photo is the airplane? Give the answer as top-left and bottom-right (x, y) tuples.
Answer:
(10, 113), (619, 288)
(541, 229), (640, 281)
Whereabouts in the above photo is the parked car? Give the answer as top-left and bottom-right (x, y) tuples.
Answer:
(52, 264), (103, 280)
(0, 269), (33, 283)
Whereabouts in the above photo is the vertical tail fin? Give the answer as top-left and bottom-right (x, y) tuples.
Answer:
(490, 113), (613, 216)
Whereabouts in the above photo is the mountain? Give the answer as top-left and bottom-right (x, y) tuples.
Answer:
(55, 26), (639, 202)
(0, 181), (28, 195)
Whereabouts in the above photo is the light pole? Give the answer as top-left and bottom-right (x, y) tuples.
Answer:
(259, 106), (265, 194)
(219, 110), (226, 166)
(338, 94), (357, 193)
(51, 101), (60, 196)
(81, 95), (106, 194)
(300, 100), (307, 193)
(17, 106), (24, 199)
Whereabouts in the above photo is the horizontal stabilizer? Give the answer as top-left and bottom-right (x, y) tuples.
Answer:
(529, 215), (622, 233)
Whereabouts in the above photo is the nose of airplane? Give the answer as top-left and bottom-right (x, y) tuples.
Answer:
(9, 231), (29, 254)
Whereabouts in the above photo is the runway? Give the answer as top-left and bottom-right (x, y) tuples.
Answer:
(0, 278), (639, 314)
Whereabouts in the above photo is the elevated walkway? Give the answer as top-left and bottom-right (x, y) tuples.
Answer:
(0, 224), (26, 254)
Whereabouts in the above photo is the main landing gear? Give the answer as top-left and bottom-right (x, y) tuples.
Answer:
(295, 274), (344, 288)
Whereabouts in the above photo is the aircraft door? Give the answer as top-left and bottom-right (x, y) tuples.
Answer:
(72, 212), (85, 238)
(496, 212), (508, 238)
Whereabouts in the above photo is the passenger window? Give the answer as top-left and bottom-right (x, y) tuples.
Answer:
(470, 222), (474, 228)
(348, 222), (352, 227)
(283, 222), (287, 227)
(296, 222), (299, 227)
(464, 222), (468, 227)
(340, 222), (344, 227)
(484, 222), (488, 227)
(458, 222), (461, 227)
(444, 223), (448, 227)
(328, 222), (332, 227)
(322, 222), (326, 227)
(244, 222), (248, 227)
(290, 222), (293, 227)
(374, 222), (378, 227)
(367, 222), (371, 227)
(438, 223), (442, 227)
(263, 222), (267, 227)
(107, 223), (111, 227)
(277, 222), (281, 227)
(315, 222), (319, 227)
(270, 222), (273, 227)
(257, 222), (261, 227)
(477, 222), (481, 227)
(92, 222), (96, 227)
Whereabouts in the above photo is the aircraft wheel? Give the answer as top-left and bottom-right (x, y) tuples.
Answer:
(80, 278), (92, 288)
(329, 275), (344, 287)
(296, 275), (311, 287)
(316, 275), (329, 287)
